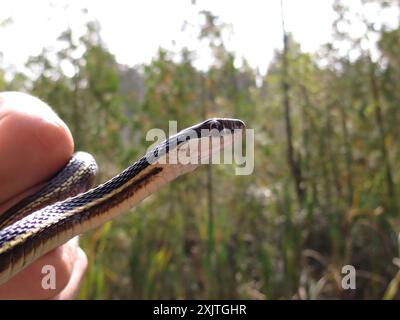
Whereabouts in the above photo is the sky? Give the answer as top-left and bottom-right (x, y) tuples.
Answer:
(0, 0), (398, 76)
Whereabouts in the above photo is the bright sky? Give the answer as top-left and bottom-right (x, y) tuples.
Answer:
(0, 0), (398, 76)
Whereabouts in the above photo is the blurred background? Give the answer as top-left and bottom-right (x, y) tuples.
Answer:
(1, 0), (400, 299)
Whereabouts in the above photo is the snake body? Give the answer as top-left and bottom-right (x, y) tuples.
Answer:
(0, 118), (245, 285)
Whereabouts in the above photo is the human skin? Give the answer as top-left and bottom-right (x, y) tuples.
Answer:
(0, 92), (88, 299)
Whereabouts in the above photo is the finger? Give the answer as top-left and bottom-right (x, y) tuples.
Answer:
(0, 91), (74, 205)
(51, 247), (88, 300)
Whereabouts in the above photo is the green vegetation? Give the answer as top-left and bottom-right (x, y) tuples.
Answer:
(1, 1), (400, 299)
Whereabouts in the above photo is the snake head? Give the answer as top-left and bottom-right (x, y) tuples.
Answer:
(204, 118), (246, 134)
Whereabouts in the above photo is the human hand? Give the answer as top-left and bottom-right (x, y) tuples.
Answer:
(0, 92), (87, 299)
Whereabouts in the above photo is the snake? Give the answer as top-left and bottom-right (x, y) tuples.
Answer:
(0, 118), (245, 286)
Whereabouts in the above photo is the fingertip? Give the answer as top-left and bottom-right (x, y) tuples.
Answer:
(0, 92), (74, 204)
(77, 247), (88, 274)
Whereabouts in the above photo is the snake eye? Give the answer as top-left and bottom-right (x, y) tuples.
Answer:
(209, 119), (223, 132)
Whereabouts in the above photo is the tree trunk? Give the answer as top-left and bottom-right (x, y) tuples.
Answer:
(281, 25), (305, 205)
(338, 101), (354, 206)
(368, 58), (395, 201)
